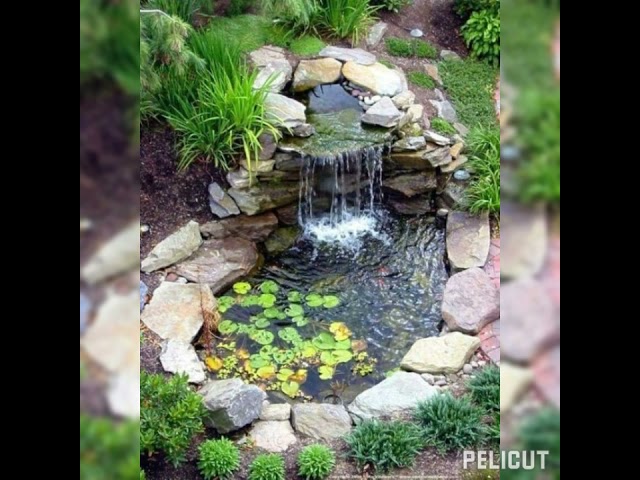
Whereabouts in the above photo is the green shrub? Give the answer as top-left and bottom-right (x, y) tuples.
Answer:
(198, 439), (241, 480)
(408, 71), (436, 89)
(440, 58), (498, 127)
(516, 89), (561, 203)
(144, 0), (205, 23)
(345, 421), (424, 473)
(208, 14), (286, 53)
(290, 36), (326, 56)
(520, 409), (560, 472)
(462, 8), (500, 64)
(468, 365), (500, 413)
(320, 0), (380, 45)
(431, 118), (457, 135)
(297, 445), (336, 480)
(227, 0), (254, 16)
(415, 395), (486, 453)
(465, 126), (501, 214)
(249, 454), (286, 480)
(386, 37), (437, 59)
(261, 0), (319, 33)
(79, 415), (140, 480)
(140, 372), (206, 466)
(372, 0), (412, 13)
(455, 0), (499, 19)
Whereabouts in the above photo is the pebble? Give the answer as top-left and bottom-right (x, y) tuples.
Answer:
(502, 145), (520, 162)
(471, 361), (479, 368)
(352, 90), (361, 97)
(410, 29), (424, 38)
(454, 170), (471, 181)
(437, 208), (449, 218)
(479, 360), (487, 367)
(80, 292), (92, 335)
(421, 373), (436, 385)
(435, 379), (448, 387)
(176, 277), (189, 285)
(359, 96), (364, 101)
(371, 95), (382, 103)
(364, 97), (375, 106)
(80, 218), (93, 233)
(140, 225), (150, 234)
(165, 273), (179, 282)
(463, 364), (474, 375)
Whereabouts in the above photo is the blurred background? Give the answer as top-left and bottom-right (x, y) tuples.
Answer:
(80, 1), (140, 479)
(499, 0), (560, 478)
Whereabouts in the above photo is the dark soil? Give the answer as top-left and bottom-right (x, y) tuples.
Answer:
(140, 125), (225, 290)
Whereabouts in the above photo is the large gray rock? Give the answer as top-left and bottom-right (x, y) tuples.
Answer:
(265, 226), (300, 256)
(384, 172), (437, 197)
(250, 421), (298, 453)
(239, 158), (276, 173)
(393, 136), (427, 152)
(160, 340), (206, 384)
(390, 151), (434, 171)
(424, 130), (452, 146)
(343, 62), (406, 96)
(209, 183), (241, 218)
(447, 211), (491, 270)
(292, 404), (352, 441)
(173, 238), (259, 294)
(441, 49), (461, 61)
(442, 268), (500, 334)
(228, 183), (300, 216)
(367, 22), (388, 47)
(200, 213), (278, 243)
(260, 403), (292, 421)
(430, 101), (458, 123)
(319, 46), (377, 65)
(265, 93), (307, 130)
(107, 372), (140, 419)
(424, 147), (453, 168)
(392, 90), (416, 110)
(293, 58), (343, 92)
(82, 221), (140, 284)
(226, 169), (251, 189)
(362, 97), (403, 128)
(141, 283), (215, 343)
(250, 46), (293, 93)
(200, 379), (267, 434)
(440, 181), (466, 209)
(401, 333), (481, 374)
(141, 221), (202, 273)
(441, 155), (469, 174)
(501, 202), (548, 279)
(348, 372), (439, 422)
(249, 46), (288, 67)
(501, 279), (558, 363)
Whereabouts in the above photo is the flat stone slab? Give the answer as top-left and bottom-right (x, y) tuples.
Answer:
(200, 379), (267, 434)
(367, 22), (388, 47)
(384, 172), (437, 197)
(141, 283), (216, 343)
(209, 182), (241, 218)
(447, 211), (491, 270)
(260, 403), (292, 421)
(362, 96), (403, 128)
(501, 278), (559, 363)
(501, 363), (534, 414)
(141, 221), (202, 273)
(348, 372), (438, 422)
(200, 213), (278, 243)
(442, 268), (500, 334)
(501, 201), (548, 279)
(401, 332), (481, 374)
(319, 46), (377, 65)
(343, 62), (407, 97)
(228, 184), (300, 216)
(160, 340), (206, 384)
(265, 93), (307, 129)
(82, 221), (140, 284)
(250, 421), (298, 453)
(172, 238), (259, 295)
(292, 404), (352, 441)
(293, 58), (343, 92)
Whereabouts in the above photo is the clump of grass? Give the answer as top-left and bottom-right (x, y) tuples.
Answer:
(415, 395), (486, 453)
(431, 118), (457, 135)
(386, 37), (438, 59)
(465, 125), (500, 214)
(198, 439), (241, 480)
(319, 0), (380, 46)
(290, 35), (326, 56)
(207, 15), (285, 52)
(468, 365), (500, 413)
(378, 59), (396, 69)
(408, 71), (436, 89)
(297, 445), (336, 480)
(440, 58), (498, 128)
(345, 420), (424, 473)
(249, 454), (286, 480)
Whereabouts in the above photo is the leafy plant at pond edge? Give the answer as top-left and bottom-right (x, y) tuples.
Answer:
(462, 8), (501, 65)
(206, 280), (375, 398)
(198, 439), (241, 480)
(468, 365), (500, 413)
(431, 118), (457, 135)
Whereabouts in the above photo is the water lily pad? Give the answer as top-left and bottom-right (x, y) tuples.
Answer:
(294, 316), (309, 327)
(333, 350), (354, 364)
(334, 339), (352, 351)
(238, 324), (257, 336)
(301, 344), (318, 358)
(288, 291), (303, 303)
(277, 368), (295, 382)
(273, 350), (296, 365)
(281, 381), (300, 398)
(233, 282), (252, 295)
(241, 295), (261, 307)
(318, 365), (335, 380)
(260, 280), (280, 294)
(285, 304), (305, 318)
(255, 318), (271, 329)
(251, 330), (275, 345)
(330, 322), (352, 342)
(313, 332), (337, 350)
(264, 308), (280, 319)
(237, 349), (251, 360)
(259, 294), (277, 309)
(218, 296), (236, 313)
(323, 295), (341, 309)
(260, 346), (277, 357)
(306, 293), (324, 308)
(321, 351), (338, 366)
(279, 327), (302, 344)
(257, 366), (277, 380)
(218, 320), (239, 335)
(206, 357), (224, 372)
(243, 360), (254, 374)
(290, 369), (308, 384)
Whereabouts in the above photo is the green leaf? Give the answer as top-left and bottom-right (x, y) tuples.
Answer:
(250, 355), (270, 369)
(277, 368), (295, 382)
(240, 295), (261, 307)
(233, 282), (252, 295)
(281, 381), (300, 398)
(318, 365), (335, 380)
(313, 332), (337, 350)
(264, 307), (280, 319)
(255, 318), (271, 329)
(273, 350), (295, 365)
(333, 350), (354, 364)
(293, 316), (309, 327)
(217, 296), (236, 313)
(334, 339), (352, 351)
(285, 304), (304, 318)
(260, 280), (280, 294)
(218, 320), (238, 335)
(258, 294), (277, 309)
(279, 327), (302, 344)
(250, 330), (275, 345)
(287, 291), (303, 303)
(306, 293), (324, 308)
(321, 351), (338, 366)
(323, 295), (341, 309)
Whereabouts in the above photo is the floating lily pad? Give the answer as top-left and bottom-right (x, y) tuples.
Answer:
(206, 357), (223, 372)
(301, 344), (318, 358)
(321, 351), (338, 366)
(294, 316), (309, 327)
(306, 293), (324, 308)
(218, 320), (239, 335)
(288, 291), (303, 303)
(281, 381), (300, 398)
(250, 355), (270, 369)
(233, 282), (252, 295)
(259, 294), (277, 308)
(257, 366), (277, 380)
(250, 330), (275, 345)
(333, 350), (354, 364)
(290, 369), (308, 384)
(218, 296), (236, 313)
(334, 339), (352, 351)
(330, 322), (352, 342)
(285, 304), (305, 318)
(277, 368), (295, 382)
(241, 295), (261, 307)
(313, 332), (337, 350)
(260, 280), (280, 294)
(264, 308), (281, 319)
(273, 350), (296, 365)
(279, 327), (302, 344)
(255, 318), (271, 329)
(323, 295), (341, 309)
(318, 365), (335, 380)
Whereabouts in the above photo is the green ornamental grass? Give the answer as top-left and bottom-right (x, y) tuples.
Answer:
(408, 71), (436, 89)
(386, 37), (438, 59)
(297, 445), (336, 480)
(290, 36), (326, 56)
(465, 126), (500, 214)
(249, 454), (286, 480)
(198, 439), (241, 480)
(468, 365), (500, 413)
(431, 118), (457, 135)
